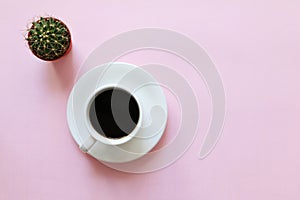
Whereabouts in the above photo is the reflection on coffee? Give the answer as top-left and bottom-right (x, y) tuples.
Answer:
(89, 88), (140, 139)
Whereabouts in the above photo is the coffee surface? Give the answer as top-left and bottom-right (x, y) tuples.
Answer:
(89, 88), (140, 139)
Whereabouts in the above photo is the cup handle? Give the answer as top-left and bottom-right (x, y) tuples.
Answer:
(80, 135), (97, 153)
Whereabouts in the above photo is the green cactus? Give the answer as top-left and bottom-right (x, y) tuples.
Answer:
(26, 17), (71, 61)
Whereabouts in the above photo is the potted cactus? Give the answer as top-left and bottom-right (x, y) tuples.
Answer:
(26, 17), (72, 61)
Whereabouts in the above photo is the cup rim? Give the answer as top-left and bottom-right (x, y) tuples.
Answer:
(84, 84), (142, 146)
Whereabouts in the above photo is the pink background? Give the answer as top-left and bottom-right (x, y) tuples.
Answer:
(1, 0), (300, 199)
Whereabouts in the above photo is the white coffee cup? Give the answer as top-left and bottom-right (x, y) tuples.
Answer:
(83, 84), (143, 146)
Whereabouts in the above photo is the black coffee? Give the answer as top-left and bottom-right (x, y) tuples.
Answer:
(89, 88), (140, 139)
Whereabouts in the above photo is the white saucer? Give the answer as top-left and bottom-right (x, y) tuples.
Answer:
(67, 62), (168, 163)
